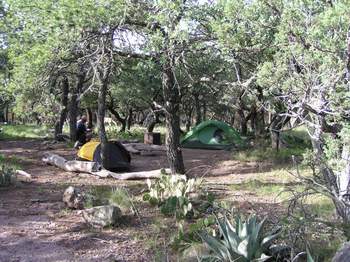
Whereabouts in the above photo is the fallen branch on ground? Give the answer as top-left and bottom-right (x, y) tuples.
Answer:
(15, 170), (32, 179)
(42, 153), (169, 180)
(121, 143), (166, 155)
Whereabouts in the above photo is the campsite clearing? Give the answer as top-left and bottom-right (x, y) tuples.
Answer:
(0, 139), (300, 261)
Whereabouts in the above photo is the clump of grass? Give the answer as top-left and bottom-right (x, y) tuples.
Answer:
(0, 165), (15, 187)
(85, 186), (137, 214)
(230, 179), (298, 197)
(233, 147), (306, 163)
(0, 124), (50, 140)
(234, 126), (311, 163)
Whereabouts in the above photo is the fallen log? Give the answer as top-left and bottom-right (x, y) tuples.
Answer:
(42, 153), (169, 180)
(42, 153), (99, 172)
(124, 143), (166, 151)
(91, 169), (171, 180)
(15, 170), (32, 179)
(122, 143), (166, 155)
(123, 144), (140, 154)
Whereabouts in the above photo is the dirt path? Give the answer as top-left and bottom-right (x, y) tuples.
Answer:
(0, 140), (282, 261)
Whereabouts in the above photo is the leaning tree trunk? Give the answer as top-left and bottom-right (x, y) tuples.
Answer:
(54, 77), (69, 140)
(68, 90), (78, 142)
(108, 107), (126, 132)
(147, 112), (160, 133)
(162, 54), (185, 174)
(97, 80), (108, 168)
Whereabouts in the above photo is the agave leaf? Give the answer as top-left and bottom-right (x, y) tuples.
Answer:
(235, 216), (243, 237)
(237, 237), (249, 258)
(200, 233), (230, 260)
(252, 253), (271, 262)
(216, 215), (230, 242)
(224, 216), (240, 253)
(261, 227), (281, 248)
(307, 247), (315, 262)
(249, 217), (266, 256)
(248, 216), (257, 234)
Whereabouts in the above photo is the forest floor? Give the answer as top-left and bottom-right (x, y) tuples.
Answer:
(0, 139), (336, 261)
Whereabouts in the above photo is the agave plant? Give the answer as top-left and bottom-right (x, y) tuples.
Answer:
(200, 215), (281, 262)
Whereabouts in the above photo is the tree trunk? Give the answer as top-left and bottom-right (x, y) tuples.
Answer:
(194, 93), (202, 126)
(238, 109), (248, 136)
(97, 80), (108, 168)
(4, 105), (8, 123)
(127, 108), (133, 130)
(256, 110), (266, 136)
(108, 107), (126, 132)
(86, 108), (93, 129)
(250, 106), (257, 137)
(202, 100), (207, 121)
(162, 54), (185, 174)
(147, 112), (160, 133)
(68, 91), (78, 142)
(185, 109), (192, 132)
(54, 77), (69, 140)
(270, 115), (282, 151)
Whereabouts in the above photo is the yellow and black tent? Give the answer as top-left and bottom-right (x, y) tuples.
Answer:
(78, 141), (131, 172)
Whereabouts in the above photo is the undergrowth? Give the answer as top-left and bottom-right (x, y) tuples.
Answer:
(0, 124), (50, 140)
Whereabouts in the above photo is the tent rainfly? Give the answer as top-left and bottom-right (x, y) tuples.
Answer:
(181, 120), (242, 150)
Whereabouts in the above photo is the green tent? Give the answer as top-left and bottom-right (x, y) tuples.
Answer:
(181, 120), (242, 150)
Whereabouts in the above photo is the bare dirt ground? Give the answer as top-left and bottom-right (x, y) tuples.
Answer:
(0, 140), (282, 262)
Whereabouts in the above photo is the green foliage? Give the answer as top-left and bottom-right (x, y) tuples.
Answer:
(172, 215), (217, 253)
(85, 186), (137, 214)
(233, 147), (306, 164)
(0, 165), (15, 187)
(106, 125), (145, 141)
(200, 215), (281, 262)
(0, 124), (50, 140)
(143, 171), (202, 219)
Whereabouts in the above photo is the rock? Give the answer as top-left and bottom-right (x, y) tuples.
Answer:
(181, 243), (209, 262)
(333, 242), (350, 262)
(82, 205), (122, 228)
(62, 186), (84, 209)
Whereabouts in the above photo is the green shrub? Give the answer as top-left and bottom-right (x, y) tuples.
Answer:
(233, 147), (306, 163)
(199, 215), (281, 262)
(143, 171), (202, 219)
(85, 186), (137, 214)
(0, 124), (50, 140)
(172, 215), (217, 252)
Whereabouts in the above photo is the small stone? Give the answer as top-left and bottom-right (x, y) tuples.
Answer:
(82, 205), (122, 228)
(62, 186), (84, 209)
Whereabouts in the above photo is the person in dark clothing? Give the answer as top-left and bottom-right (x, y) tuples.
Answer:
(74, 116), (90, 148)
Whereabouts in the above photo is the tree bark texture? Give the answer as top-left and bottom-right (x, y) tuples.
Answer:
(68, 73), (85, 141)
(54, 77), (69, 140)
(97, 78), (109, 169)
(86, 108), (94, 129)
(162, 54), (185, 174)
